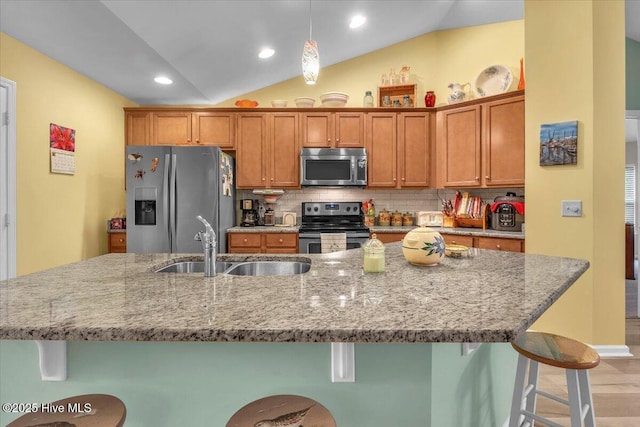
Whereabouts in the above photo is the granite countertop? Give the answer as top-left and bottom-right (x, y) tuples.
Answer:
(0, 243), (586, 344)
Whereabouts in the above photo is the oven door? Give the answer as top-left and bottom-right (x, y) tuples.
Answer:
(298, 232), (369, 254)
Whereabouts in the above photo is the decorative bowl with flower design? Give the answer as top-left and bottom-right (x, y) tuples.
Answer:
(401, 226), (445, 266)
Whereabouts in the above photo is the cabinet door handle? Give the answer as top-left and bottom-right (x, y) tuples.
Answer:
(119, 238), (124, 243)
(196, 139), (200, 144)
(336, 138), (340, 143)
(496, 244), (501, 250)
(327, 139), (331, 143)
(243, 238), (248, 243)
(475, 176), (479, 181)
(279, 238), (283, 243)
(262, 177), (266, 181)
(485, 175), (490, 179)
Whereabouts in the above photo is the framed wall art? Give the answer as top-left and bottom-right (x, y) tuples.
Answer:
(539, 120), (578, 166)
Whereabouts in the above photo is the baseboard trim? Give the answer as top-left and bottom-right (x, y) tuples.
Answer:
(591, 344), (634, 358)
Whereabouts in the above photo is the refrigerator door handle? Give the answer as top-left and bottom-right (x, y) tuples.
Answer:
(163, 153), (171, 248)
(170, 153), (177, 250)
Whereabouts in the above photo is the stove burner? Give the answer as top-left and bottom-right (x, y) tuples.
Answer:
(300, 201), (369, 234)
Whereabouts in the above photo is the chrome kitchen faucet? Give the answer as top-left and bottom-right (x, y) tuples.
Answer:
(195, 215), (216, 277)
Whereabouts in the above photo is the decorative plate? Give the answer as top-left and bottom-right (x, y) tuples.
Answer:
(472, 65), (513, 98)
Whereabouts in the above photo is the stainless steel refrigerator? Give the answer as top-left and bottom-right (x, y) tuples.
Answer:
(126, 146), (235, 253)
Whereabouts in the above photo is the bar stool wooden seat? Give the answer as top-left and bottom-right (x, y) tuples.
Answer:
(509, 331), (600, 427)
(7, 394), (126, 427)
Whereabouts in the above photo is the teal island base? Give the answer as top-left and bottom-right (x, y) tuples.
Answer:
(1, 340), (517, 426)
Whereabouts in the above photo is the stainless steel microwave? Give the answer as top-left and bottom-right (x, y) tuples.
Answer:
(300, 148), (367, 187)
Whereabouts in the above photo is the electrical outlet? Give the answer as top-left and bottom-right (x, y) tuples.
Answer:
(561, 200), (582, 217)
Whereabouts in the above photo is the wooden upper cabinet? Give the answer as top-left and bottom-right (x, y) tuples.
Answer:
(483, 95), (525, 187)
(334, 112), (365, 147)
(125, 111), (150, 146)
(398, 112), (432, 188)
(269, 112), (300, 188)
(438, 105), (482, 187)
(124, 109), (236, 148)
(301, 112), (331, 147)
(236, 112), (300, 189)
(366, 112), (397, 187)
(367, 112), (433, 189)
(301, 112), (364, 148)
(437, 91), (524, 188)
(236, 113), (267, 188)
(192, 112), (236, 149)
(152, 111), (192, 145)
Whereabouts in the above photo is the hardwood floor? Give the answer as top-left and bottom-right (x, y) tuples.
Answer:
(534, 318), (640, 426)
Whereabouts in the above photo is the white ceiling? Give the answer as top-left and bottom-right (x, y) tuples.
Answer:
(1, 0), (638, 106)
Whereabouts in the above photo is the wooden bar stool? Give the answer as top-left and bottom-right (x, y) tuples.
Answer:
(509, 331), (600, 427)
(7, 394), (126, 427)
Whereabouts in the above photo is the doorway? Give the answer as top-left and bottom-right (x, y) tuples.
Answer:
(0, 77), (16, 280)
(626, 110), (640, 318)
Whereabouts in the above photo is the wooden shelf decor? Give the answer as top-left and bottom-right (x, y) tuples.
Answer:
(455, 204), (489, 230)
(377, 84), (417, 107)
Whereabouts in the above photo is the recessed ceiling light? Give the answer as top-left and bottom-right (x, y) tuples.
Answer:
(154, 76), (173, 85)
(349, 15), (366, 29)
(259, 48), (275, 59)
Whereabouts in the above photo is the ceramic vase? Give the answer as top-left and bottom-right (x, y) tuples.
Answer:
(425, 91), (436, 107)
(401, 226), (445, 266)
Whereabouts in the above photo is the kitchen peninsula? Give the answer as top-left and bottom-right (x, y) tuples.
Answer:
(0, 244), (588, 426)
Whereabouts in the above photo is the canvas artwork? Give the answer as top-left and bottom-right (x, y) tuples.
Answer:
(539, 121), (578, 166)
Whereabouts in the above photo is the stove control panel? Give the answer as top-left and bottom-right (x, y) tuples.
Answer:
(302, 202), (362, 217)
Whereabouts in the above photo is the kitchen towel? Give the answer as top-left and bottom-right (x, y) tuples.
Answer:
(321, 233), (347, 253)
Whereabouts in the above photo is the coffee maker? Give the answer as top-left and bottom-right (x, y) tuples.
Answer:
(240, 199), (258, 227)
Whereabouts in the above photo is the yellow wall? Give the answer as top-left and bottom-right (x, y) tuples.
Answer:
(525, 1), (626, 345)
(0, 33), (135, 275)
(217, 20), (524, 108)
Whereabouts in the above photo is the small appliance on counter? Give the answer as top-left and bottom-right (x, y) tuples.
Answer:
(416, 211), (443, 227)
(240, 199), (258, 227)
(490, 192), (525, 231)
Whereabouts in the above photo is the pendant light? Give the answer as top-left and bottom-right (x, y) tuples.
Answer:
(301, 0), (319, 85)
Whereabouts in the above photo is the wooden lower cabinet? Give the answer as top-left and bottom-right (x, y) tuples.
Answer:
(476, 236), (524, 252)
(440, 233), (474, 247)
(108, 232), (127, 253)
(372, 231), (524, 252)
(228, 232), (298, 254)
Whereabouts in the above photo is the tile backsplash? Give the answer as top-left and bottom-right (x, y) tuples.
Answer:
(238, 188), (524, 221)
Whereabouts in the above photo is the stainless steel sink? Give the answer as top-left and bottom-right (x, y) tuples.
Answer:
(225, 261), (311, 276)
(155, 260), (310, 276)
(155, 261), (235, 273)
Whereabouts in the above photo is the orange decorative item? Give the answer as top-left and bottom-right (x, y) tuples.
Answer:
(517, 58), (525, 90)
(235, 99), (259, 108)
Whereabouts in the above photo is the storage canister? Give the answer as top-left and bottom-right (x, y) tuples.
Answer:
(378, 209), (390, 226)
(403, 212), (414, 226)
(391, 210), (403, 227)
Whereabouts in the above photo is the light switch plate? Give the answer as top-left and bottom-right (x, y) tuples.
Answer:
(561, 200), (582, 217)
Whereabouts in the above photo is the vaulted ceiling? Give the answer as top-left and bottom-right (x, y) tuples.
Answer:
(1, 0), (637, 105)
